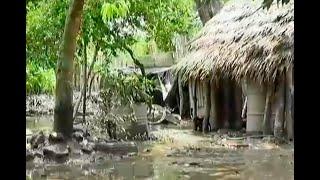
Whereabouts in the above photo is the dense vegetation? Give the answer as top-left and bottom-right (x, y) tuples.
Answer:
(26, 0), (201, 95)
(27, 0), (289, 136)
(26, 0), (287, 94)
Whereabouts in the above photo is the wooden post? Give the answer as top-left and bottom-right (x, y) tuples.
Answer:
(215, 79), (224, 129)
(233, 83), (243, 130)
(192, 79), (198, 131)
(222, 78), (230, 129)
(274, 78), (286, 138)
(263, 87), (273, 135)
(189, 79), (194, 118)
(203, 80), (211, 132)
(285, 66), (294, 140)
(177, 73), (190, 119)
(210, 80), (218, 130)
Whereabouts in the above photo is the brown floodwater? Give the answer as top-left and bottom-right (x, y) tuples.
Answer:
(26, 116), (294, 180)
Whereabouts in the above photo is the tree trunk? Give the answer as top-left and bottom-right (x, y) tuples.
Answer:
(274, 79), (286, 138)
(74, 62), (78, 89)
(87, 45), (99, 82)
(124, 45), (145, 76)
(195, 0), (222, 25)
(73, 45), (99, 120)
(73, 90), (82, 120)
(88, 72), (96, 97)
(203, 81), (211, 132)
(263, 87), (273, 135)
(82, 42), (87, 123)
(54, 0), (85, 137)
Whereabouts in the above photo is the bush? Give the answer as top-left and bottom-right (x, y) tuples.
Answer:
(93, 70), (156, 139)
(26, 62), (56, 94)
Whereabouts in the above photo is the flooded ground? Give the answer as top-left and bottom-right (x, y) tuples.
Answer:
(26, 116), (294, 180)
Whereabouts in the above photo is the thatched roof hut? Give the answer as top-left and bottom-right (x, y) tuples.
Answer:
(174, 0), (293, 85)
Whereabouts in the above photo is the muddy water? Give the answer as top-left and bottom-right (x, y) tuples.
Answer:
(26, 116), (294, 180)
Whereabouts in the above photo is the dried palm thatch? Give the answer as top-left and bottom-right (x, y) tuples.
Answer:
(174, 0), (293, 86)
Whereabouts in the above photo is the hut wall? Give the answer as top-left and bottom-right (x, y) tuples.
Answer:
(246, 81), (266, 134)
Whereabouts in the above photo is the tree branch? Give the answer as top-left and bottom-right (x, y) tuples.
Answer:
(123, 45), (146, 76)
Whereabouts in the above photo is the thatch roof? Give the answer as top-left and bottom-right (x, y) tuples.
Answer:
(174, 0), (293, 85)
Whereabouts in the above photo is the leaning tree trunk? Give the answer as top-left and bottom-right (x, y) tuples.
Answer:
(87, 45), (99, 96)
(124, 45), (145, 76)
(263, 87), (274, 135)
(203, 80), (211, 132)
(274, 78), (286, 138)
(54, 0), (85, 137)
(73, 46), (99, 119)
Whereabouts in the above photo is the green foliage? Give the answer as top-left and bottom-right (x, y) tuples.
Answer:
(127, 0), (200, 51)
(27, 0), (68, 69)
(101, 0), (129, 22)
(100, 0), (200, 51)
(26, 0), (200, 94)
(26, 62), (56, 94)
(94, 68), (155, 137)
(100, 70), (155, 106)
(131, 39), (150, 57)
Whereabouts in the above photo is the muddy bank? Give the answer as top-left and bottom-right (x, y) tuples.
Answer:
(26, 126), (142, 165)
(26, 118), (293, 179)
